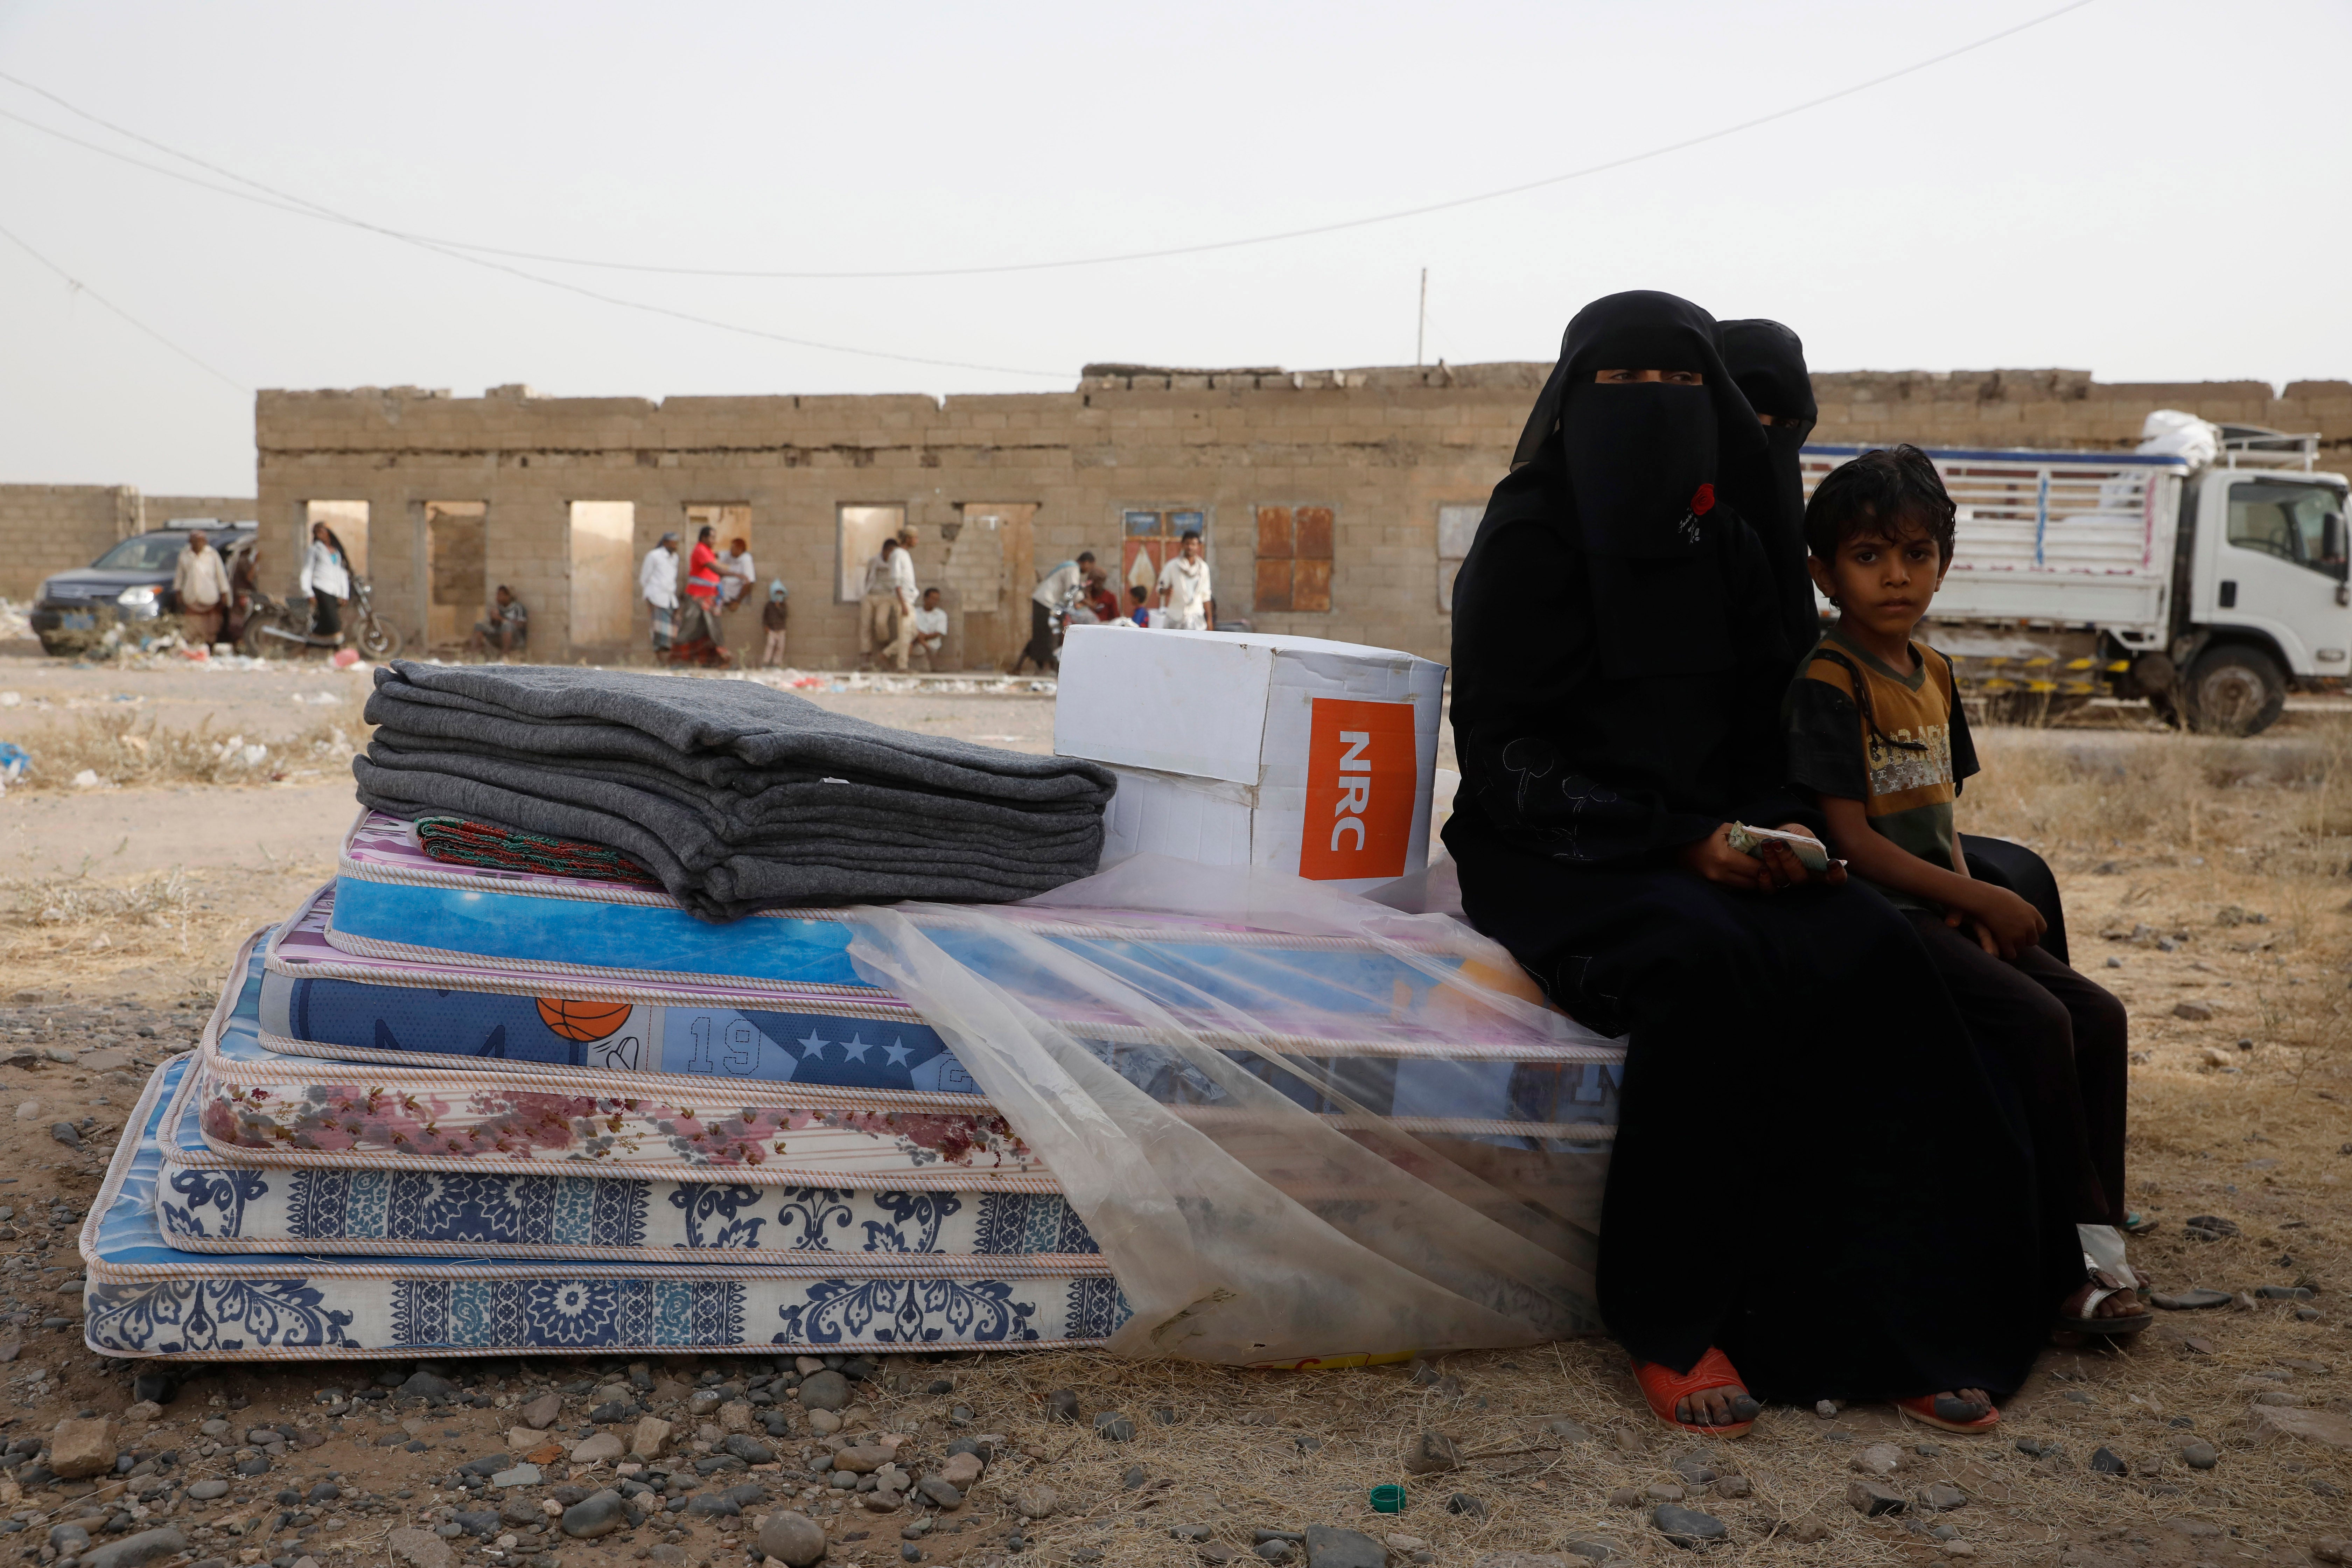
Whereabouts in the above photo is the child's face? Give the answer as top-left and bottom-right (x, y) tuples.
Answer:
(1808, 522), (1948, 642)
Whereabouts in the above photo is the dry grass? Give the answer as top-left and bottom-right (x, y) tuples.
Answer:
(0, 860), (334, 997)
(4, 693), (371, 791)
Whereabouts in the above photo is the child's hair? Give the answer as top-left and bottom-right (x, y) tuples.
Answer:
(1129, 584), (1147, 603)
(1804, 444), (1956, 562)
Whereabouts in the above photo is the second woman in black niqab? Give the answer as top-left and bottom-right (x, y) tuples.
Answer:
(1717, 317), (1824, 659)
(1447, 290), (2046, 1431)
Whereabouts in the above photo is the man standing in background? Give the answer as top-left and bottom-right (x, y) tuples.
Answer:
(1156, 530), (1214, 630)
(861, 537), (912, 671)
(172, 529), (231, 649)
(639, 531), (680, 654)
(1018, 550), (1094, 672)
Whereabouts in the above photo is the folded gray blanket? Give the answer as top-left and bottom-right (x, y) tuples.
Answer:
(355, 662), (1115, 920)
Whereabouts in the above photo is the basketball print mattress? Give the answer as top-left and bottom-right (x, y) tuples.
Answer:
(85, 1057), (1129, 1360)
(199, 930), (1054, 1190)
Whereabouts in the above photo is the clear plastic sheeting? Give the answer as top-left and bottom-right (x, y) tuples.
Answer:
(844, 854), (1620, 1366)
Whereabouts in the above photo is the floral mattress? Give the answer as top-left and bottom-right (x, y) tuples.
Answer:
(83, 1057), (1131, 1360)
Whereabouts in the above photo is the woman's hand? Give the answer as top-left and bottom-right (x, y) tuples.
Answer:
(1678, 823), (1843, 893)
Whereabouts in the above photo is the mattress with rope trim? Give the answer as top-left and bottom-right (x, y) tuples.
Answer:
(82, 1056), (1131, 1360)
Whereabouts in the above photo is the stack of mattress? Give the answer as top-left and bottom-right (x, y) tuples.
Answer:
(81, 811), (1623, 1362)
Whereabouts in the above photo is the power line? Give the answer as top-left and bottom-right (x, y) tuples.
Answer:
(1, 1), (2096, 282)
(0, 109), (1077, 380)
(0, 218), (248, 393)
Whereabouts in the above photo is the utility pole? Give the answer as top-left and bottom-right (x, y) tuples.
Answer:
(1416, 268), (1428, 368)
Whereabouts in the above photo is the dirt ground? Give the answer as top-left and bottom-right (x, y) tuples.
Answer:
(0, 657), (2345, 1568)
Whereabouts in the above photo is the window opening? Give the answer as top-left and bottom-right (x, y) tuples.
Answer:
(1436, 504), (1483, 613)
(838, 504), (908, 602)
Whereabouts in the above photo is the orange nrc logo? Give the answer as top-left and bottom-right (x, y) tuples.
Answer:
(1298, 697), (1416, 880)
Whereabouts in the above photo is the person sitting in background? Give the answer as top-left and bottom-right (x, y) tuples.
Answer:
(760, 579), (790, 668)
(909, 586), (948, 671)
(1127, 583), (1152, 628)
(172, 530), (231, 649)
(717, 536), (755, 609)
(1083, 568), (1119, 625)
(470, 584), (528, 657)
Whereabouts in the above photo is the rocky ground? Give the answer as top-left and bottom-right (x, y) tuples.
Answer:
(0, 667), (2347, 1567)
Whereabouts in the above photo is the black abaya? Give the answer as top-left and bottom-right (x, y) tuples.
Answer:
(1446, 291), (2047, 1402)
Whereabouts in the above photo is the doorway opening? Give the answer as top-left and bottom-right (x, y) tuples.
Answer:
(424, 501), (487, 650)
(569, 502), (637, 652)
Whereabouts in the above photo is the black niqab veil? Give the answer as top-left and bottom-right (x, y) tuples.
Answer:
(1718, 318), (1823, 657)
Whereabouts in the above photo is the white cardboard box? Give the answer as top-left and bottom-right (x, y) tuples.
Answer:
(1055, 625), (1448, 894)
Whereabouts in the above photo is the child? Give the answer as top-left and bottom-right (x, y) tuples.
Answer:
(760, 579), (789, 667)
(1784, 444), (2146, 1344)
(1127, 583), (1151, 628)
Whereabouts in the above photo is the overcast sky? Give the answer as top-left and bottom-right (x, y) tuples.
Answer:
(3, 0), (2347, 495)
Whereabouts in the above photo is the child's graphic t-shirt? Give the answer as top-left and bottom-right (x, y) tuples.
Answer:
(1782, 629), (1979, 911)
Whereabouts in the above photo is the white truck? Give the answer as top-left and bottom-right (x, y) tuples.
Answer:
(1800, 422), (2349, 735)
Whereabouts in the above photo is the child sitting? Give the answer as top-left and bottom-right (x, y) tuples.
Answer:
(1784, 444), (2146, 1345)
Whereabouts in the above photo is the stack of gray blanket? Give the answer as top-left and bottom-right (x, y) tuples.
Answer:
(353, 662), (1116, 920)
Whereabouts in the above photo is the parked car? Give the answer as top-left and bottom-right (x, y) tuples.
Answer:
(28, 523), (259, 655)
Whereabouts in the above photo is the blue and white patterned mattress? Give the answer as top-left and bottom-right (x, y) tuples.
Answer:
(84, 1057), (1129, 1360)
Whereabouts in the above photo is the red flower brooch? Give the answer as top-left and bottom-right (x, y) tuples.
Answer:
(1690, 484), (1715, 515)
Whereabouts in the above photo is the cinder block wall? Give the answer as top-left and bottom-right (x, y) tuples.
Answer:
(0, 485), (141, 600)
(254, 369), (2352, 667)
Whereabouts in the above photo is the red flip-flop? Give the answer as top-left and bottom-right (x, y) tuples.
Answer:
(1630, 1348), (1759, 1437)
(1895, 1393), (2001, 1434)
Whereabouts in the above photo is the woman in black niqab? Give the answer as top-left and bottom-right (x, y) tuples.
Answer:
(1447, 290), (2045, 1430)
(1717, 318), (1825, 658)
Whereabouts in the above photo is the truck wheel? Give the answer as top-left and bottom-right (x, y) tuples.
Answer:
(2184, 645), (2286, 736)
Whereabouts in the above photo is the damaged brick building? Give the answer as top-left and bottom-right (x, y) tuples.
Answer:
(244, 366), (2352, 667)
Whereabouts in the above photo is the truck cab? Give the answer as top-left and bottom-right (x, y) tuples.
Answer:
(2174, 434), (2349, 731)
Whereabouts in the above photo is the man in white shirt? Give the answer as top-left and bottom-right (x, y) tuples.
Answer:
(1018, 550), (1095, 672)
(1155, 531), (1214, 631)
(908, 587), (949, 672)
(638, 533), (680, 653)
(171, 531), (232, 649)
(860, 538), (915, 672)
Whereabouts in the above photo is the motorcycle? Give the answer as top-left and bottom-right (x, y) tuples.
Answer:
(241, 575), (404, 661)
